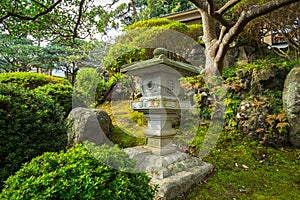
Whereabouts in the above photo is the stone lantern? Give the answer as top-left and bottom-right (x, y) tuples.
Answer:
(121, 48), (213, 200)
(122, 48), (198, 155)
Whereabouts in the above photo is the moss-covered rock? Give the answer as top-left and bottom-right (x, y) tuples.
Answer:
(283, 65), (300, 147)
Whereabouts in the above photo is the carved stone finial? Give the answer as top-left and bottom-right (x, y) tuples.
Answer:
(153, 48), (168, 57)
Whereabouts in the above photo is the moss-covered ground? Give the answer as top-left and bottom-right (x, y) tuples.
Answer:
(97, 101), (146, 148)
(179, 129), (300, 199)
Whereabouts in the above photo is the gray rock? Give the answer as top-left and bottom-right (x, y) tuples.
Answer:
(67, 107), (113, 148)
(283, 65), (300, 147)
(237, 97), (271, 139)
(237, 96), (289, 147)
(125, 146), (213, 200)
(250, 67), (287, 96)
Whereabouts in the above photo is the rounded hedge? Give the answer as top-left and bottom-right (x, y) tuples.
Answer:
(0, 144), (156, 200)
(0, 84), (67, 186)
(35, 83), (73, 115)
(0, 72), (70, 89)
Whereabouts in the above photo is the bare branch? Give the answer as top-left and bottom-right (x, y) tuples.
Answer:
(263, 16), (299, 50)
(216, 0), (241, 15)
(213, 13), (231, 28)
(104, 0), (119, 8)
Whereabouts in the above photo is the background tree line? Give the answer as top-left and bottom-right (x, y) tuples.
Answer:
(0, 0), (299, 80)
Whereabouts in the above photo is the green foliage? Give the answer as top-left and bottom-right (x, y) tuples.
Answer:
(0, 34), (79, 73)
(0, 1), (114, 41)
(73, 68), (100, 108)
(132, 0), (194, 20)
(0, 72), (72, 116)
(224, 93), (242, 129)
(0, 144), (156, 200)
(243, 57), (298, 71)
(222, 57), (300, 83)
(103, 18), (202, 73)
(126, 18), (173, 29)
(126, 18), (202, 41)
(129, 111), (148, 126)
(0, 72), (69, 89)
(96, 73), (122, 105)
(103, 46), (147, 73)
(0, 35), (40, 72)
(85, 142), (137, 171)
(110, 127), (146, 148)
(0, 84), (67, 186)
(34, 83), (73, 115)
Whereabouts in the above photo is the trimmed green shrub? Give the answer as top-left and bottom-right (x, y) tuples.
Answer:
(103, 18), (203, 73)
(0, 72), (69, 89)
(0, 84), (67, 186)
(35, 83), (73, 115)
(126, 18), (203, 41)
(73, 68), (99, 108)
(126, 18), (173, 29)
(0, 143), (156, 200)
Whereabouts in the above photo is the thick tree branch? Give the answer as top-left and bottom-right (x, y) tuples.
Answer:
(0, 14), (10, 23)
(216, 0), (241, 15)
(221, 0), (299, 52)
(0, 0), (62, 23)
(73, 0), (85, 39)
(245, 0), (299, 23)
(199, 9), (216, 44)
(130, 0), (139, 22)
(207, 0), (214, 16)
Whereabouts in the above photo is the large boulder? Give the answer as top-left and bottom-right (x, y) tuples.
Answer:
(283, 65), (300, 147)
(236, 96), (290, 147)
(67, 107), (114, 148)
(250, 67), (287, 96)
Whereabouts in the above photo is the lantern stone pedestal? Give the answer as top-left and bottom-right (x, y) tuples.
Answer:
(121, 48), (213, 200)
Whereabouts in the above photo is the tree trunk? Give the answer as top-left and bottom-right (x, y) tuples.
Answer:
(190, 0), (299, 76)
(131, 0), (139, 22)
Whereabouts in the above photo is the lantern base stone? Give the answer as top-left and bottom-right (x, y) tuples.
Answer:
(124, 146), (213, 200)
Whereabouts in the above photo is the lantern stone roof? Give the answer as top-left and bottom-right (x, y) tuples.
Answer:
(121, 48), (200, 77)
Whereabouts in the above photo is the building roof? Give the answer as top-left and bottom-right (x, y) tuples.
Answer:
(161, 8), (201, 25)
